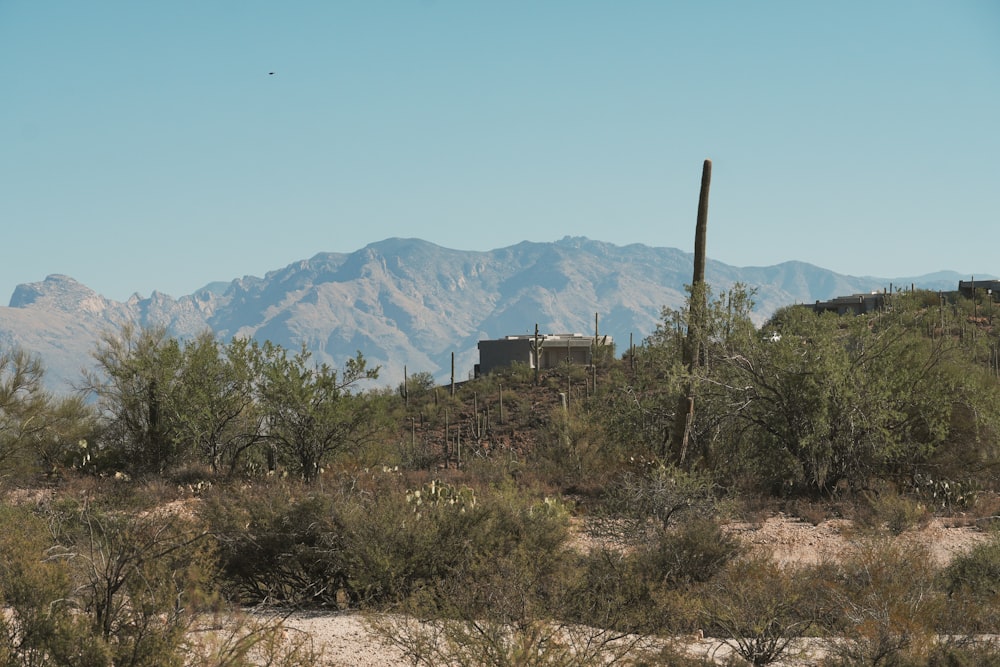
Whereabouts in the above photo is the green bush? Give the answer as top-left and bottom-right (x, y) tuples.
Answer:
(203, 474), (572, 610)
(201, 480), (349, 607)
(590, 463), (718, 547)
(560, 548), (661, 635)
(851, 491), (932, 535)
(0, 504), (111, 666)
(341, 478), (487, 606)
(632, 516), (743, 587)
(0, 498), (280, 667)
(938, 534), (1000, 633)
(942, 533), (1000, 597)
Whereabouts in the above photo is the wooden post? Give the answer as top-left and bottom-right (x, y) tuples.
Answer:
(566, 370), (571, 408)
(629, 332), (635, 374)
(593, 312), (599, 394)
(534, 323), (540, 386)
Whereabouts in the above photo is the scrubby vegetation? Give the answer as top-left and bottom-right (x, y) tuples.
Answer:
(2, 286), (1000, 665)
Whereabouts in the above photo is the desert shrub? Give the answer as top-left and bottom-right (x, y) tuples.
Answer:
(630, 645), (719, 666)
(819, 540), (945, 667)
(784, 498), (835, 526)
(700, 556), (815, 666)
(918, 642), (1000, 666)
(590, 462), (718, 547)
(532, 403), (620, 493)
(166, 461), (216, 488)
(0, 504), (111, 666)
(632, 515), (743, 587)
(967, 491), (1000, 526)
(46, 501), (218, 667)
(368, 541), (655, 666)
(361, 486), (647, 666)
(203, 475), (573, 610)
(560, 516), (741, 637)
(560, 548), (661, 635)
(851, 492), (932, 535)
(2, 495), (331, 667)
(340, 478), (489, 606)
(822, 642), (1000, 667)
(937, 533), (1000, 633)
(201, 481), (349, 607)
(942, 532), (1000, 596)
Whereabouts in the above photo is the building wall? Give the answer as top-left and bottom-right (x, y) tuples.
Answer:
(538, 342), (591, 369)
(477, 338), (534, 377)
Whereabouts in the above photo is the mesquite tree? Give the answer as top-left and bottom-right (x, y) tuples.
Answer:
(257, 343), (381, 482)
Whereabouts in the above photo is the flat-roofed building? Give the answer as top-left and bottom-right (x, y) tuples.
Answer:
(959, 279), (1000, 301)
(812, 292), (887, 315)
(476, 333), (612, 377)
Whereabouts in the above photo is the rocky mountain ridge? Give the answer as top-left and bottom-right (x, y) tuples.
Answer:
(0, 237), (972, 393)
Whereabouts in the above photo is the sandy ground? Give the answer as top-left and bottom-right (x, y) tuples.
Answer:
(730, 513), (989, 567)
(273, 515), (991, 666)
(275, 612), (408, 667)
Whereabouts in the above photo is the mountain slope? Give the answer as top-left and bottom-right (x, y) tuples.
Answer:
(0, 237), (972, 393)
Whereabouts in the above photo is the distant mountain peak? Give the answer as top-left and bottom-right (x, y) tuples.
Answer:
(9, 274), (108, 314)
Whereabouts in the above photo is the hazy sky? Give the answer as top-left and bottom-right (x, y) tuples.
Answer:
(2, 2), (998, 302)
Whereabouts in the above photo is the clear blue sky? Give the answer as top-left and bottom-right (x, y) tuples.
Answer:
(2, 1), (998, 302)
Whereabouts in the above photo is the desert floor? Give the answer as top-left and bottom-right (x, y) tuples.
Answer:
(272, 514), (990, 666)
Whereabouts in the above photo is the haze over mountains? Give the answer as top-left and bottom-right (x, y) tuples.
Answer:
(0, 237), (974, 393)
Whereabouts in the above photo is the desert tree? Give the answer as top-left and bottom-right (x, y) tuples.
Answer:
(0, 347), (49, 471)
(83, 323), (186, 474)
(706, 294), (1000, 493)
(172, 334), (268, 475)
(0, 345), (94, 478)
(257, 343), (381, 482)
(590, 281), (754, 474)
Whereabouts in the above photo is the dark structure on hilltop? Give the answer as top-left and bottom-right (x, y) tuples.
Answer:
(812, 292), (889, 315)
(814, 278), (999, 317)
(959, 279), (1000, 301)
(476, 332), (613, 377)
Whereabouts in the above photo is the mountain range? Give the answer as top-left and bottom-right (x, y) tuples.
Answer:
(0, 237), (974, 394)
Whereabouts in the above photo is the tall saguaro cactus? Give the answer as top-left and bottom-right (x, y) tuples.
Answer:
(674, 159), (712, 465)
(686, 158), (711, 370)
